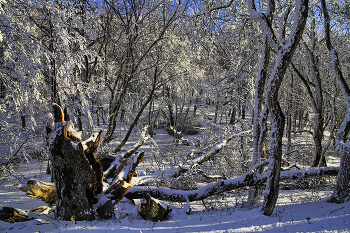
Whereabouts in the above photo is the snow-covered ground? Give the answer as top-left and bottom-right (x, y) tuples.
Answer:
(1, 157), (349, 233)
(0, 118), (349, 233)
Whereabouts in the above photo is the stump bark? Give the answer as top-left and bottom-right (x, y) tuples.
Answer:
(137, 194), (172, 222)
(49, 104), (103, 221)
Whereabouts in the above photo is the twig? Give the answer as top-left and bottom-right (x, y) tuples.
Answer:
(286, 129), (314, 136)
(330, 206), (345, 214)
(0, 138), (31, 178)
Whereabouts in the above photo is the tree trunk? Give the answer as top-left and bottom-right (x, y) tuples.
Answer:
(114, 67), (159, 153)
(328, 141), (350, 203)
(229, 106), (236, 125)
(262, 103), (285, 216)
(321, 0), (350, 202)
(248, 0), (309, 216)
(21, 113), (26, 130)
(49, 104), (103, 221)
(103, 83), (130, 145)
(249, 32), (270, 205)
(126, 164), (339, 202)
(241, 105), (245, 119)
(50, 124), (96, 220)
(168, 103), (175, 128)
(97, 107), (100, 126)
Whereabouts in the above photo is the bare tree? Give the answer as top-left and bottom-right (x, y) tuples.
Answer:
(102, 0), (189, 146)
(321, 0), (350, 203)
(247, 0), (309, 216)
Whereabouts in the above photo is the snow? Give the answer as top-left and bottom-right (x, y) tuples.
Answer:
(1, 159), (349, 232)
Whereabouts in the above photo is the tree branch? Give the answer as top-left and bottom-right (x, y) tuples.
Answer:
(125, 166), (339, 202)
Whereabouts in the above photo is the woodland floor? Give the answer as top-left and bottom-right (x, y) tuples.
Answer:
(0, 119), (350, 232)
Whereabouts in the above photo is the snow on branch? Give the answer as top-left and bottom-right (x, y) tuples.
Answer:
(125, 166), (339, 203)
(104, 126), (150, 179)
(187, 130), (252, 168)
(168, 130), (252, 179)
(286, 129), (314, 136)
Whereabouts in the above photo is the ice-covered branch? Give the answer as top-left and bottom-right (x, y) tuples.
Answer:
(321, 0), (350, 102)
(169, 130), (252, 178)
(246, 0), (279, 52)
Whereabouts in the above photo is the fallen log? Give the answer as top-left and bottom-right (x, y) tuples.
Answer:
(171, 130), (252, 178)
(125, 165), (339, 202)
(104, 151), (145, 203)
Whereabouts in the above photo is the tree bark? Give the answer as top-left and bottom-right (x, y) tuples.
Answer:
(49, 104), (103, 221)
(50, 123), (96, 220)
(249, 31), (270, 205)
(247, 0), (309, 216)
(328, 141), (350, 203)
(14, 179), (56, 206)
(321, 0), (350, 202)
(126, 164), (339, 202)
(138, 193), (172, 222)
(0, 207), (31, 223)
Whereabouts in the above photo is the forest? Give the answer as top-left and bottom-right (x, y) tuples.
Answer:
(1, 0), (350, 232)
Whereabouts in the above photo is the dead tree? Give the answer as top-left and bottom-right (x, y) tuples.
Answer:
(17, 109), (338, 222)
(49, 104), (102, 220)
(126, 163), (339, 202)
(134, 130), (252, 186)
(42, 104), (163, 221)
(138, 193), (172, 222)
(0, 207), (32, 223)
(14, 180), (56, 205)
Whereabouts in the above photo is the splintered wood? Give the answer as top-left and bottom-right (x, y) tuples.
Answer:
(14, 179), (56, 205)
(48, 104), (103, 221)
(104, 152), (145, 203)
(41, 104), (148, 220)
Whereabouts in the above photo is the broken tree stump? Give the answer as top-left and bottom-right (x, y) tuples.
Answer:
(42, 104), (149, 220)
(14, 179), (56, 205)
(49, 104), (103, 221)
